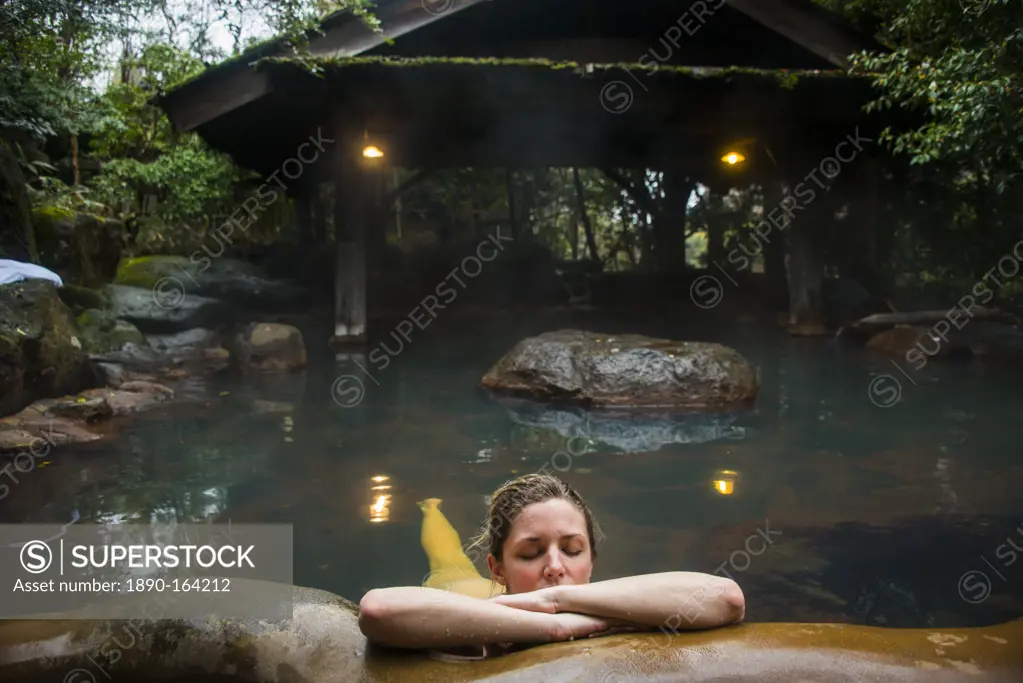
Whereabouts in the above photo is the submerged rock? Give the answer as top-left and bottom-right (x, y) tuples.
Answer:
(232, 322), (307, 373)
(865, 325), (971, 360)
(0, 280), (98, 418)
(86, 381), (175, 414)
(0, 412), (103, 453)
(0, 578), (1021, 683)
(481, 329), (758, 410)
(0, 382), (176, 454)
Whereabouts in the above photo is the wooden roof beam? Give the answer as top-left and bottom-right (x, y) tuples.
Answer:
(157, 0), (491, 133)
(725, 0), (882, 68)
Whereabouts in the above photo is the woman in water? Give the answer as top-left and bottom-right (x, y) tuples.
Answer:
(359, 473), (745, 652)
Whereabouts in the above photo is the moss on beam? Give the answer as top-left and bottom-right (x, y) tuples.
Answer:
(258, 54), (876, 86)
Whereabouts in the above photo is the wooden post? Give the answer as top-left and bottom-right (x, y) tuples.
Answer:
(312, 182), (329, 244)
(392, 168), (403, 248)
(762, 181), (788, 308)
(295, 190), (314, 245)
(365, 167), (387, 315)
(785, 194), (828, 336)
(331, 154), (368, 347)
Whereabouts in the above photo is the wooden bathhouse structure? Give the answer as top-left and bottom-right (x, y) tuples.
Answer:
(156, 0), (897, 345)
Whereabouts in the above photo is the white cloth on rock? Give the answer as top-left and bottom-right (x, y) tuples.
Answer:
(0, 259), (63, 287)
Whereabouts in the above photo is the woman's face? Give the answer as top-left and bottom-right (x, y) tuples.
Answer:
(487, 498), (593, 594)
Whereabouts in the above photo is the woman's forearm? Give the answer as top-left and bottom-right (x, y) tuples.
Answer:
(553, 572), (745, 630)
(359, 586), (573, 649)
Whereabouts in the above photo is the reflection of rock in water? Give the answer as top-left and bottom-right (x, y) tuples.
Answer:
(497, 397), (748, 453)
(854, 579), (922, 626)
(934, 457), (959, 516)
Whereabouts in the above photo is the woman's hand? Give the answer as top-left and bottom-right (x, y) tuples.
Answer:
(547, 612), (608, 642)
(491, 592), (645, 640)
(489, 587), (559, 613)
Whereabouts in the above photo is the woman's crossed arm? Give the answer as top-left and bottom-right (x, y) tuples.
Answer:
(358, 586), (608, 649)
(358, 573), (744, 649)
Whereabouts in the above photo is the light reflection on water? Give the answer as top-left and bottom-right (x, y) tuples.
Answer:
(1, 311), (1021, 628)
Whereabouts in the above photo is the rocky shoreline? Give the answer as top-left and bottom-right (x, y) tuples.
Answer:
(1, 255), (313, 459)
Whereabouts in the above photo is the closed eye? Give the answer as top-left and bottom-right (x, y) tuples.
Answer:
(520, 548), (584, 560)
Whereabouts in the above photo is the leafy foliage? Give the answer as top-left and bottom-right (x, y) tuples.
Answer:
(815, 0), (1022, 188)
(1, 0), (379, 255)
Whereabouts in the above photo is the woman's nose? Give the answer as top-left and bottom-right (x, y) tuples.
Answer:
(544, 550), (566, 577)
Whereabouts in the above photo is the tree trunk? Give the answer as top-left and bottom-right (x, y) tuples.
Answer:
(70, 134), (81, 189)
(658, 169), (693, 273)
(0, 140), (38, 263)
(572, 167), (599, 262)
(505, 168), (519, 240)
(563, 169), (579, 260)
(634, 186), (655, 268)
(705, 194), (725, 269)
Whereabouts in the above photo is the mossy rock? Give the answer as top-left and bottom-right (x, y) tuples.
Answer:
(31, 207), (123, 287)
(114, 255), (263, 291)
(114, 255), (306, 312)
(75, 307), (148, 355)
(0, 280), (98, 417)
(58, 283), (110, 314)
(31, 204), (76, 226)
(114, 255), (196, 289)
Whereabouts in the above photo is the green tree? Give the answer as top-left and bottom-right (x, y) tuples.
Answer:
(815, 0), (1022, 189)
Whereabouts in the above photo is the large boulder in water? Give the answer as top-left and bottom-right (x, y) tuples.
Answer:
(0, 280), (98, 417)
(481, 329), (758, 410)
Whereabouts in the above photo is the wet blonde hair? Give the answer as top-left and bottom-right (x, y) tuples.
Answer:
(467, 473), (603, 562)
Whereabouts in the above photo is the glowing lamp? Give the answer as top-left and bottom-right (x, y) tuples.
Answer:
(362, 145), (384, 159)
(721, 152), (746, 165)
